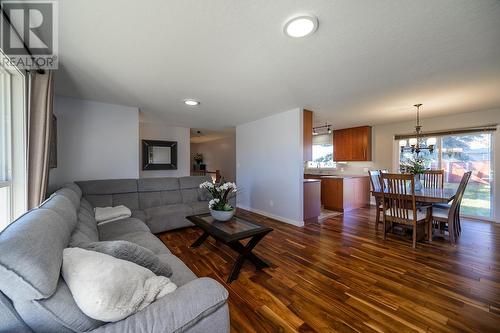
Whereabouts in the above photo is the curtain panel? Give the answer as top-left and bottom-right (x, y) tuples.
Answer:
(27, 71), (54, 209)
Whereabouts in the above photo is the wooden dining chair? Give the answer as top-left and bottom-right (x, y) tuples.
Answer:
(368, 170), (383, 227)
(381, 173), (432, 248)
(422, 169), (445, 188)
(431, 171), (472, 245)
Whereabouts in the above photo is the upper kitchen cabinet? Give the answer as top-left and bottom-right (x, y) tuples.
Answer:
(303, 109), (313, 161)
(333, 126), (372, 161)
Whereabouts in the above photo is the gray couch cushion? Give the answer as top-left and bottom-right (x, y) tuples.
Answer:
(112, 192), (139, 210)
(138, 190), (182, 209)
(163, 190), (182, 205)
(198, 187), (211, 201)
(0, 208), (70, 300)
(80, 198), (94, 213)
(179, 176), (212, 204)
(138, 177), (180, 192)
(18, 278), (105, 332)
(54, 188), (81, 210)
(179, 176), (212, 189)
(90, 278), (229, 333)
(156, 254), (197, 287)
(69, 207), (100, 246)
(100, 231), (171, 255)
(63, 182), (83, 198)
(189, 201), (210, 215)
(77, 179), (138, 195)
(181, 188), (199, 204)
(39, 194), (77, 233)
(85, 194), (112, 208)
(80, 241), (173, 277)
(139, 191), (166, 209)
(0, 291), (32, 333)
(144, 204), (194, 233)
(97, 217), (150, 240)
(131, 209), (146, 221)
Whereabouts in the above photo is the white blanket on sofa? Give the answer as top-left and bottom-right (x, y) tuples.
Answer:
(94, 205), (131, 224)
(62, 247), (177, 322)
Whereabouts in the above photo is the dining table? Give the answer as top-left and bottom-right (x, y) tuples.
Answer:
(371, 187), (456, 241)
(371, 187), (456, 204)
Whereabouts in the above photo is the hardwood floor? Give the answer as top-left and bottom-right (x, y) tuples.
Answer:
(158, 207), (500, 333)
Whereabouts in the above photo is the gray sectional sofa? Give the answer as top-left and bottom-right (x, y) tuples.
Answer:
(76, 176), (213, 234)
(0, 176), (230, 333)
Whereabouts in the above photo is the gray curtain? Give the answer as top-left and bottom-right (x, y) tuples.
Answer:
(27, 70), (54, 209)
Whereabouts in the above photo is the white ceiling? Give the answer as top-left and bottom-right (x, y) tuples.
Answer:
(54, 0), (500, 129)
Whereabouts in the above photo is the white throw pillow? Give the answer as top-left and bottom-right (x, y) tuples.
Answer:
(62, 247), (177, 322)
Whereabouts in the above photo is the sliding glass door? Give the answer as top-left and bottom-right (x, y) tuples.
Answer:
(441, 133), (492, 218)
(399, 132), (494, 218)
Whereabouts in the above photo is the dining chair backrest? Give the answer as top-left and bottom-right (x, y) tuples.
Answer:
(449, 171), (472, 236)
(368, 170), (382, 192)
(381, 173), (417, 223)
(422, 169), (445, 188)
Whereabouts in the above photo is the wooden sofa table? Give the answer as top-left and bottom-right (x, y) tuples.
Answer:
(186, 213), (273, 283)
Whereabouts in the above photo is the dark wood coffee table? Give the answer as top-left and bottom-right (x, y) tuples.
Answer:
(186, 213), (273, 283)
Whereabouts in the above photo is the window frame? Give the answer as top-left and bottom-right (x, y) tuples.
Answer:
(0, 50), (27, 228)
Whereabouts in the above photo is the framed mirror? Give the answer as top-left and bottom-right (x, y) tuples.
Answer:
(142, 140), (178, 170)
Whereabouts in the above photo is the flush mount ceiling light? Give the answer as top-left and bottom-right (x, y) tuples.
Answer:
(284, 15), (318, 38)
(183, 99), (200, 106)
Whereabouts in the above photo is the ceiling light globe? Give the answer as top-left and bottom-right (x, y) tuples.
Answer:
(284, 15), (318, 38)
(184, 99), (200, 106)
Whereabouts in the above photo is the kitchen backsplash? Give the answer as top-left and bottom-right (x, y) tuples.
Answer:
(304, 161), (375, 176)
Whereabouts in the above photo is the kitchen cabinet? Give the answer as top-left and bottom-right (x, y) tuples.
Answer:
(320, 176), (370, 212)
(333, 126), (372, 161)
(303, 179), (321, 224)
(303, 109), (313, 161)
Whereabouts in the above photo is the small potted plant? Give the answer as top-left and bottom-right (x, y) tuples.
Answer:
(193, 153), (203, 165)
(400, 156), (426, 191)
(199, 181), (237, 221)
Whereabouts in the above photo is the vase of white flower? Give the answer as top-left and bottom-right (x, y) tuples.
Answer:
(199, 181), (237, 222)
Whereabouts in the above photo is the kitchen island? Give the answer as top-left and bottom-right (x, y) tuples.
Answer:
(304, 174), (370, 212)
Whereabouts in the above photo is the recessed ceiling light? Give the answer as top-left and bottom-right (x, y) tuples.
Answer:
(183, 99), (200, 106)
(284, 15), (318, 38)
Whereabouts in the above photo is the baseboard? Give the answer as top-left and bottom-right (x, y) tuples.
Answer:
(236, 205), (304, 227)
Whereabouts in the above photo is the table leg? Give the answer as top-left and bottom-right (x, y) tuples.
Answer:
(428, 206), (433, 242)
(190, 231), (209, 248)
(227, 233), (269, 283)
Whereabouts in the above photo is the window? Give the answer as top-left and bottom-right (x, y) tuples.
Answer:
(0, 51), (26, 230)
(308, 134), (334, 168)
(398, 132), (494, 218)
(312, 143), (334, 168)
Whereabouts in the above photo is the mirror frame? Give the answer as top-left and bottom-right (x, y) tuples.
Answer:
(142, 140), (178, 170)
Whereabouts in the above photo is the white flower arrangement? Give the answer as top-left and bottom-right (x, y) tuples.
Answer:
(200, 181), (237, 211)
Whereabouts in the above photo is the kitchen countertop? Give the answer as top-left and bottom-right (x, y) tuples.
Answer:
(303, 179), (321, 183)
(304, 174), (368, 179)
(319, 175), (368, 179)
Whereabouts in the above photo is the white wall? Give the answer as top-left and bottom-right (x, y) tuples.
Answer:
(49, 96), (139, 190)
(139, 121), (190, 178)
(191, 135), (236, 181)
(236, 108), (304, 226)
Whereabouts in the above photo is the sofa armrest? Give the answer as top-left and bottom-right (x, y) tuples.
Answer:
(90, 277), (229, 333)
